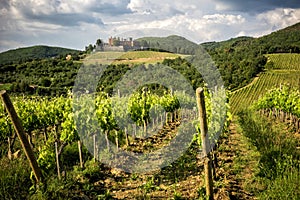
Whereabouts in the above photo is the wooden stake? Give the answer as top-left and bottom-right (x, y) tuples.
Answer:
(125, 127), (129, 146)
(93, 134), (96, 159)
(78, 140), (84, 168)
(115, 130), (119, 151)
(55, 142), (61, 180)
(196, 88), (214, 200)
(0, 90), (42, 182)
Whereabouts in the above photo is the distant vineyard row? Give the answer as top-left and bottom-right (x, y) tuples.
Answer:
(230, 53), (300, 114)
(266, 53), (300, 70)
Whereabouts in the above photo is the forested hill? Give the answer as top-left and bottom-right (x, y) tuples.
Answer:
(136, 35), (199, 55)
(202, 22), (300, 54)
(256, 22), (300, 53)
(199, 22), (300, 89)
(0, 45), (81, 65)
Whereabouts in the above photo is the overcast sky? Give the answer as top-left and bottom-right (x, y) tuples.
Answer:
(0, 0), (300, 52)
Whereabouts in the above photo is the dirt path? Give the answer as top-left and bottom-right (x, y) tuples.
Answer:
(103, 120), (205, 199)
(215, 123), (258, 200)
(92, 121), (259, 199)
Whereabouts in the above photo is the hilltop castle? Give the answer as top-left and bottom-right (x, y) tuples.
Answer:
(95, 37), (144, 52)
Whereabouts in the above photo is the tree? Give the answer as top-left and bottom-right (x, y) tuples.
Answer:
(85, 44), (94, 53)
(96, 39), (102, 46)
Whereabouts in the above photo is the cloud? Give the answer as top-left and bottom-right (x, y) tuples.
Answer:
(7, 0), (106, 27)
(113, 13), (247, 43)
(256, 8), (300, 32)
(127, 0), (191, 16)
(0, 0), (300, 52)
(202, 14), (245, 25)
(213, 0), (300, 13)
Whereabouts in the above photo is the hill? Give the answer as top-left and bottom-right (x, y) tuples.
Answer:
(199, 21), (300, 90)
(201, 36), (254, 51)
(136, 35), (198, 55)
(230, 53), (300, 114)
(256, 22), (300, 53)
(84, 50), (185, 65)
(201, 22), (300, 54)
(0, 45), (81, 65)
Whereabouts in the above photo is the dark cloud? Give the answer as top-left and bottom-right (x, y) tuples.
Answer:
(9, 1), (105, 27)
(23, 11), (104, 27)
(0, 0), (10, 9)
(214, 0), (300, 13)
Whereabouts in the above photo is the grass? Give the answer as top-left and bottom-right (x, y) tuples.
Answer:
(237, 109), (300, 199)
(83, 50), (185, 65)
(0, 157), (31, 200)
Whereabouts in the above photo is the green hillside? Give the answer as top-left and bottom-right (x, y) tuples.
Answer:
(201, 36), (254, 51)
(84, 50), (185, 65)
(0, 45), (81, 65)
(199, 22), (300, 90)
(202, 22), (300, 54)
(256, 22), (300, 53)
(230, 53), (300, 114)
(136, 35), (198, 55)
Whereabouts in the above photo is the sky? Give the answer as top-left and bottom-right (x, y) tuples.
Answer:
(0, 0), (300, 52)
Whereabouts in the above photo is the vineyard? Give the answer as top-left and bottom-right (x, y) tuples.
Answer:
(230, 53), (300, 114)
(254, 85), (300, 131)
(84, 51), (184, 65)
(0, 85), (230, 199)
(1, 49), (300, 199)
(229, 54), (300, 200)
(265, 53), (300, 70)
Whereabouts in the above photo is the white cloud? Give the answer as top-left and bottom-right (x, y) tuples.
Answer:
(112, 13), (248, 43)
(257, 8), (300, 30)
(236, 31), (246, 37)
(127, 0), (152, 14)
(203, 14), (245, 25)
(0, 0), (300, 52)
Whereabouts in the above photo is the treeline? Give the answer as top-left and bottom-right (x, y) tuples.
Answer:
(0, 45), (83, 65)
(0, 56), (204, 97)
(136, 35), (199, 55)
(256, 22), (300, 54)
(98, 57), (203, 95)
(203, 37), (267, 90)
(0, 58), (82, 96)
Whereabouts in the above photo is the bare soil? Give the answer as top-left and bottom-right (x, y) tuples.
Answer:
(92, 122), (258, 199)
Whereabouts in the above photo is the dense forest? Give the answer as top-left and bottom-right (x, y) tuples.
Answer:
(0, 45), (82, 65)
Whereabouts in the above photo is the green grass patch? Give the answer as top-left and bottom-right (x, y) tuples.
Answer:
(83, 50), (185, 64)
(237, 109), (300, 199)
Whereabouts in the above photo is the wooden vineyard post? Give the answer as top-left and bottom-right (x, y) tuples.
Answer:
(55, 142), (61, 180)
(0, 90), (42, 182)
(196, 88), (214, 200)
(124, 127), (129, 146)
(78, 140), (84, 168)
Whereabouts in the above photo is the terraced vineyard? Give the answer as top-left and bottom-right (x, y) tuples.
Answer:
(230, 53), (300, 114)
(266, 53), (300, 70)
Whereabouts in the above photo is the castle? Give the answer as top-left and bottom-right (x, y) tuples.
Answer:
(95, 37), (142, 52)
